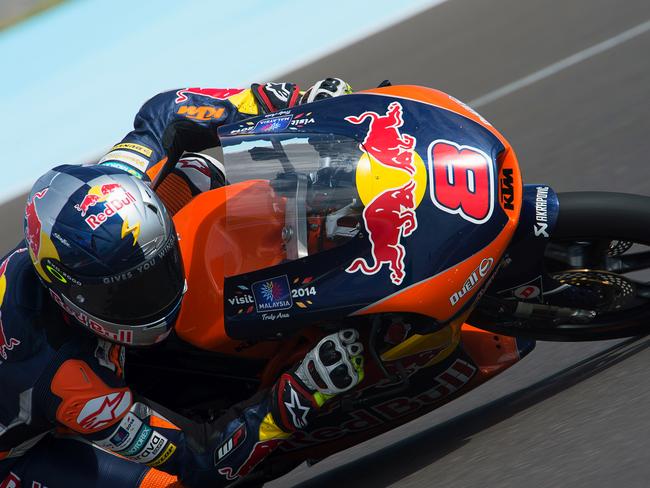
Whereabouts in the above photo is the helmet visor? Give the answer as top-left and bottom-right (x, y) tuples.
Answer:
(49, 235), (185, 324)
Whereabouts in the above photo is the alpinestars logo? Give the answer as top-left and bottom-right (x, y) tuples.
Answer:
(284, 387), (310, 429)
(265, 83), (290, 102)
(76, 391), (132, 431)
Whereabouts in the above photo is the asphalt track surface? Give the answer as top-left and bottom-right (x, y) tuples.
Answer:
(269, 0), (650, 487)
(1, 0), (649, 486)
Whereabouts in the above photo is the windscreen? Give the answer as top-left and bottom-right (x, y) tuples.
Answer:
(221, 134), (364, 272)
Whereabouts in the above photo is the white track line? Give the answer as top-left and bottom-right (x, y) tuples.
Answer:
(470, 19), (650, 108)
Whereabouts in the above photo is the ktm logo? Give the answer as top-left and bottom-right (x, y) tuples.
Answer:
(177, 105), (225, 121)
(500, 168), (514, 211)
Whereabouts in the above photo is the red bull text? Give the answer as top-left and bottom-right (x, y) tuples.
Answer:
(49, 290), (134, 344)
(75, 184), (136, 230)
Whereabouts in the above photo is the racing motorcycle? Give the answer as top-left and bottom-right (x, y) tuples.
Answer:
(127, 84), (650, 485)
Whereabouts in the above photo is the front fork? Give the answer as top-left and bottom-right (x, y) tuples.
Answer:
(486, 184), (561, 300)
(475, 184), (598, 331)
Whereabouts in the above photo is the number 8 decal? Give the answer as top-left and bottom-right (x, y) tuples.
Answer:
(427, 139), (495, 224)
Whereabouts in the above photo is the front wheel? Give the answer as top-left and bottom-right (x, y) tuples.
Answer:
(474, 192), (650, 341)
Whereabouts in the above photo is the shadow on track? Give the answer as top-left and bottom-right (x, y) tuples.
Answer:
(289, 336), (650, 488)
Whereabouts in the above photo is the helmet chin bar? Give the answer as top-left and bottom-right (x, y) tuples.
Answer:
(48, 288), (182, 346)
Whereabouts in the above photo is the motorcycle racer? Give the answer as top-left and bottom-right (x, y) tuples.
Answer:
(0, 79), (359, 487)
(99, 78), (353, 214)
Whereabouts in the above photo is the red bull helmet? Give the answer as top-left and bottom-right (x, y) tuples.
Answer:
(24, 165), (185, 346)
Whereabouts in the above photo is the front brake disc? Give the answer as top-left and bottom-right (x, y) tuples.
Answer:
(551, 269), (636, 312)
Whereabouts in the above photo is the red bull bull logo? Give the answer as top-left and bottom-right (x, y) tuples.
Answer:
(218, 438), (283, 481)
(0, 315), (20, 362)
(0, 248), (27, 361)
(345, 101), (417, 175)
(74, 184), (136, 230)
(347, 181), (418, 285)
(345, 101), (426, 285)
(75, 183), (121, 216)
(25, 188), (48, 260)
(175, 87), (245, 104)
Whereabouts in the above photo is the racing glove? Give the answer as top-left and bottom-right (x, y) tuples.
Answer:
(270, 329), (364, 432)
(301, 78), (353, 104)
(251, 82), (301, 114)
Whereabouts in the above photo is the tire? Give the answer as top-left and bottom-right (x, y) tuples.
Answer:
(554, 191), (650, 243)
(473, 192), (650, 341)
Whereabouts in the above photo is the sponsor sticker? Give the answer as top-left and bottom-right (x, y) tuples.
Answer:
(449, 257), (494, 306)
(253, 115), (293, 133)
(252, 275), (293, 312)
(119, 423), (153, 456)
(42, 260), (81, 286)
(289, 117), (315, 128)
(147, 442), (177, 467)
(131, 431), (168, 463)
(74, 183), (137, 230)
(228, 294), (254, 307)
(95, 412), (143, 451)
(514, 284), (541, 299)
(99, 161), (144, 179)
(534, 186), (550, 237)
(177, 105), (225, 121)
(111, 143), (153, 157)
(500, 167), (514, 211)
(99, 150), (149, 172)
(214, 425), (247, 464)
(344, 101), (424, 286)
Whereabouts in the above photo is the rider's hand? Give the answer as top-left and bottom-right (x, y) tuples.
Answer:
(251, 82), (301, 113)
(301, 78), (353, 104)
(295, 329), (364, 405)
(270, 329), (364, 432)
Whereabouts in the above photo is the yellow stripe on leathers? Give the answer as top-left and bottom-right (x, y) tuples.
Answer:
(0, 273), (6, 307)
(227, 89), (260, 116)
(381, 311), (470, 369)
(258, 413), (291, 441)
